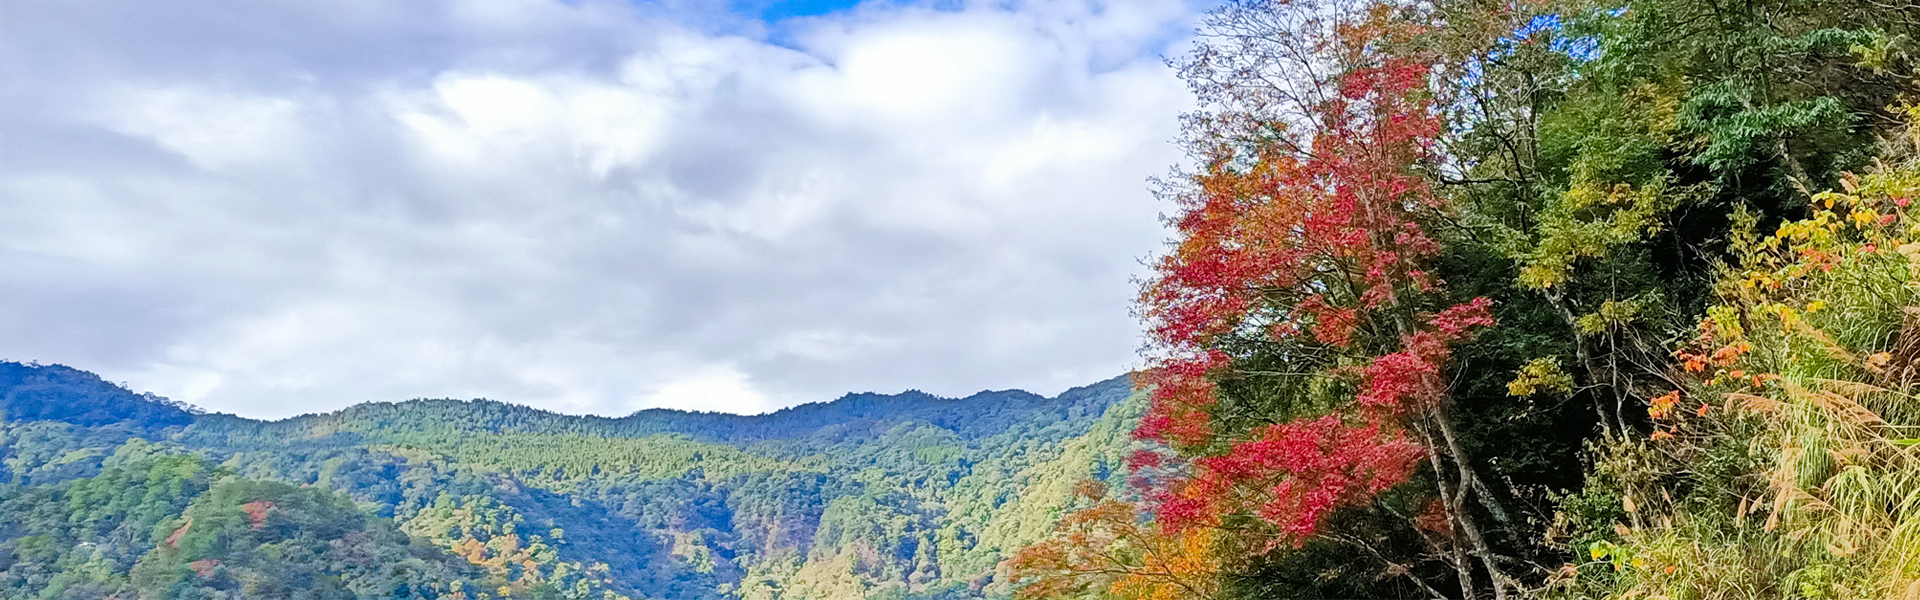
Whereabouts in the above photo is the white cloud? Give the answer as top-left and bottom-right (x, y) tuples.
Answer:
(99, 87), (308, 170)
(646, 365), (778, 414)
(0, 0), (1195, 419)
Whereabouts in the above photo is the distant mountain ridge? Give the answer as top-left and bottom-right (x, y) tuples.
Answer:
(205, 379), (1126, 445)
(0, 358), (1126, 440)
(0, 360), (1142, 600)
(0, 361), (197, 429)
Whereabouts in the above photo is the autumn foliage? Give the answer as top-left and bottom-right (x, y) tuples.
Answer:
(1008, 0), (1920, 594)
(1131, 0), (1493, 549)
(1007, 481), (1221, 600)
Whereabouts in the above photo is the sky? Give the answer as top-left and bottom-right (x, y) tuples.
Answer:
(0, 0), (1198, 419)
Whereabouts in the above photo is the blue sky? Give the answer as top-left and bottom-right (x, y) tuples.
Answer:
(754, 0), (870, 21)
(0, 0), (1199, 418)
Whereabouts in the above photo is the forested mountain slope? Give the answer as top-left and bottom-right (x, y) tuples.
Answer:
(0, 361), (1141, 600)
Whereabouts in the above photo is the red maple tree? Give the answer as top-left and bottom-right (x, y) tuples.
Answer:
(1132, 0), (1511, 592)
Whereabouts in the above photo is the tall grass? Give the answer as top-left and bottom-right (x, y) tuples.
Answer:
(1545, 117), (1920, 600)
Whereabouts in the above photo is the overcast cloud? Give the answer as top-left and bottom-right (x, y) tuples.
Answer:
(0, 0), (1194, 419)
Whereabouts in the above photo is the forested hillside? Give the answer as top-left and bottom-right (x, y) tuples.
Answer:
(0, 362), (1141, 599)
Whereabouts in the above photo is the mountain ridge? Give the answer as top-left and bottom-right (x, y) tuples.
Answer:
(0, 359), (1142, 600)
(0, 358), (1128, 434)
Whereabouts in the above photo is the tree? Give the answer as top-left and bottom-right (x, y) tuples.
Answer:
(1007, 481), (1221, 600)
(1131, 0), (1513, 596)
(1433, 0), (1919, 443)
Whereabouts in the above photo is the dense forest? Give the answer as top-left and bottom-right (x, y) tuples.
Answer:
(1003, 0), (1920, 597)
(0, 362), (1142, 599)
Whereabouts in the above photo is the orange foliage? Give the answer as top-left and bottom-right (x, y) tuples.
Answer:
(1648, 390), (1680, 419)
(187, 559), (221, 579)
(454, 537), (488, 564)
(163, 517), (192, 548)
(1007, 482), (1220, 600)
(240, 500), (274, 531)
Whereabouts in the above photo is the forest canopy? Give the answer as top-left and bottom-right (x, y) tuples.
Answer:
(0, 367), (1143, 600)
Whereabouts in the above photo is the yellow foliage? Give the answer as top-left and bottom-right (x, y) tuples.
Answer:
(1509, 357), (1577, 397)
(1583, 155), (1920, 599)
(1006, 482), (1221, 600)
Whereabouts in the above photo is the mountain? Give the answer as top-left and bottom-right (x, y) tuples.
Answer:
(0, 361), (1141, 600)
(0, 362), (195, 430)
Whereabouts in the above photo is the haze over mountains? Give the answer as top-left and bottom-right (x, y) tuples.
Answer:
(0, 361), (1141, 599)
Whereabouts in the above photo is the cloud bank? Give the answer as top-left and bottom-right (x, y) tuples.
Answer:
(0, 0), (1194, 418)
